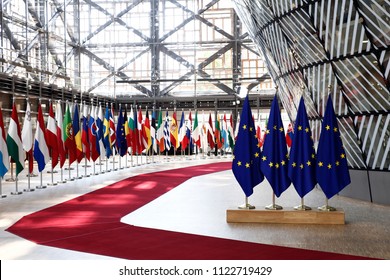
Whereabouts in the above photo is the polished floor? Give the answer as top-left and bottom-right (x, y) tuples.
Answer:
(0, 155), (389, 260)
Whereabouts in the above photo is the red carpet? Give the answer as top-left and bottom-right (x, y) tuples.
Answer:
(7, 162), (372, 260)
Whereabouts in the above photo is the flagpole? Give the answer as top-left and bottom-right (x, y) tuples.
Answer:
(0, 178), (6, 198)
(24, 151), (34, 192)
(47, 164), (57, 186)
(59, 167), (66, 183)
(106, 156), (110, 172)
(6, 163), (15, 182)
(36, 171), (47, 189)
(318, 197), (336, 211)
(238, 196), (255, 209)
(11, 175), (22, 195)
(112, 147), (116, 171)
(265, 192), (282, 210)
(294, 197), (311, 211)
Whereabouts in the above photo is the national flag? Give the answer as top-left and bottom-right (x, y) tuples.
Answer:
(151, 110), (157, 153)
(129, 106), (138, 155)
(0, 107), (10, 178)
(55, 101), (66, 168)
(227, 114), (235, 150)
(286, 123), (293, 147)
(89, 104), (100, 161)
(63, 103), (76, 165)
(137, 107), (145, 154)
(124, 107), (131, 149)
(260, 95), (291, 197)
(255, 114), (263, 148)
(103, 106), (112, 158)
(316, 95), (351, 199)
(6, 104), (24, 176)
(200, 112), (208, 151)
(96, 104), (105, 159)
(179, 111), (189, 150)
(46, 102), (59, 168)
(116, 107), (127, 157)
(73, 103), (83, 163)
(21, 102), (33, 154)
(163, 110), (171, 151)
(222, 114), (228, 149)
(207, 113), (215, 149)
(21, 102), (33, 173)
(192, 111), (201, 148)
(170, 110), (179, 149)
(234, 114), (240, 138)
(232, 95), (264, 197)
(143, 109), (152, 150)
(214, 115), (222, 149)
(156, 109), (165, 152)
(256, 123), (263, 148)
(187, 111), (192, 150)
(34, 103), (50, 172)
(110, 104), (117, 153)
(287, 97), (317, 198)
(81, 103), (90, 160)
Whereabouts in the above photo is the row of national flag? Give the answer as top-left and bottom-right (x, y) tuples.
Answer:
(0, 101), (243, 178)
(233, 94), (351, 201)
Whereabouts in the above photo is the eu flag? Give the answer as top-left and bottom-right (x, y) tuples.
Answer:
(287, 97), (317, 197)
(260, 95), (291, 197)
(232, 95), (264, 197)
(103, 106), (112, 158)
(316, 95), (351, 199)
(116, 107), (127, 157)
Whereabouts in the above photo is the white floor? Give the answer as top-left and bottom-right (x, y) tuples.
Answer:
(1, 155), (390, 260)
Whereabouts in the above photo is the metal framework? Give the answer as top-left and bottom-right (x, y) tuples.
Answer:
(0, 0), (273, 105)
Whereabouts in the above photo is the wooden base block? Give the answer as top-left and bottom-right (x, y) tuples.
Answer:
(226, 208), (345, 225)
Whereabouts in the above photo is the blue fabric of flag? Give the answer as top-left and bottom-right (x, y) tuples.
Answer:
(33, 104), (50, 172)
(232, 95), (264, 197)
(116, 107), (127, 157)
(287, 97), (317, 198)
(163, 110), (171, 151)
(316, 95), (351, 199)
(260, 95), (291, 197)
(103, 106), (112, 158)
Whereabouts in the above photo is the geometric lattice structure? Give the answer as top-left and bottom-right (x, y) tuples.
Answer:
(233, 0), (390, 204)
(1, 0), (272, 103)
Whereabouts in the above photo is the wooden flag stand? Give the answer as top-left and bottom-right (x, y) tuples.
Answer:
(226, 207), (345, 225)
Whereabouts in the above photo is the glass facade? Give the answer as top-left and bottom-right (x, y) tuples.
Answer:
(232, 0), (390, 173)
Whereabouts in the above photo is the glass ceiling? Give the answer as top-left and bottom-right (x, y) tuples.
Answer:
(0, 0), (273, 100)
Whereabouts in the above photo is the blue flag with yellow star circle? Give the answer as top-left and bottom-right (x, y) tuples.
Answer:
(288, 97), (317, 198)
(260, 95), (291, 197)
(316, 95), (351, 199)
(232, 95), (264, 197)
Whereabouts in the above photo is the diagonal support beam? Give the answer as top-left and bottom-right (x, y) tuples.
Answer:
(87, 47), (151, 93)
(80, 47), (152, 96)
(4, 1), (66, 74)
(197, 69), (236, 95)
(82, 0), (148, 45)
(160, 70), (196, 96)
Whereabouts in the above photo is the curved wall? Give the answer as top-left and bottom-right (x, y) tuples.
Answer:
(233, 0), (390, 205)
